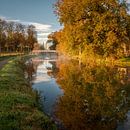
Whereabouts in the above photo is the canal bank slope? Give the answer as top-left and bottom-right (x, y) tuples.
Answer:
(0, 57), (56, 130)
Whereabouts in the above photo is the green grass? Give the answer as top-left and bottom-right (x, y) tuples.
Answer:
(0, 55), (14, 61)
(0, 58), (57, 130)
(119, 57), (130, 62)
(115, 57), (130, 66)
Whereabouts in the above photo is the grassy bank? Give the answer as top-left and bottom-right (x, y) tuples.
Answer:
(0, 55), (15, 61)
(0, 52), (24, 56)
(0, 58), (56, 130)
(68, 53), (130, 66)
(0, 52), (25, 61)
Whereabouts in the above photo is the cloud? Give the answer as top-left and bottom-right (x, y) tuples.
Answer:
(29, 22), (52, 32)
(6, 19), (21, 22)
(0, 15), (7, 20)
(21, 22), (52, 44)
(27, 22), (52, 44)
(38, 37), (48, 44)
(0, 16), (21, 23)
(38, 32), (50, 36)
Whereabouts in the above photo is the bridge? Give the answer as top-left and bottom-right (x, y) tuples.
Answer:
(31, 50), (58, 60)
(31, 50), (57, 54)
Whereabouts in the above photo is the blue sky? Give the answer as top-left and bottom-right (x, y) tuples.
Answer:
(127, 0), (130, 10)
(0, 0), (130, 44)
(0, 0), (61, 44)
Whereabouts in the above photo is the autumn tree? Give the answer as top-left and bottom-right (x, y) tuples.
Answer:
(26, 25), (37, 51)
(55, 0), (130, 58)
(47, 31), (63, 50)
(0, 18), (37, 53)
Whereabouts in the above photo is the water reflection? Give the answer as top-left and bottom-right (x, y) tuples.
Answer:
(31, 57), (63, 116)
(31, 56), (130, 130)
(53, 60), (130, 130)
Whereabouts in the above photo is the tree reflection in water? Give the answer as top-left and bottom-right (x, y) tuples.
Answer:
(53, 60), (130, 130)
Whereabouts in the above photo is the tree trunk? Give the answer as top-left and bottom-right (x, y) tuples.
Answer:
(0, 44), (1, 56)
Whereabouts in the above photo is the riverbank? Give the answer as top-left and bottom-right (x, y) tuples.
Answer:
(0, 53), (25, 70)
(0, 57), (57, 130)
(63, 54), (130, 67)
(0, 52), (24, 57)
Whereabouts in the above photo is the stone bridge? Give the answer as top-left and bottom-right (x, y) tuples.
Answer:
(31, 50), (58, 60)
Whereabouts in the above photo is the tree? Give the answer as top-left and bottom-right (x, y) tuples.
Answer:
(47, 31), (62, 50)
(0, 18), (37, 53)
(0, 19), (7, 53)
(55, 0), (130, 58)
(26, 25), (37, 51)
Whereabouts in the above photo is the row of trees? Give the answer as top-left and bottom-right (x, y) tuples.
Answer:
(52, 0), (130, 58)
(0, 19), (37, 53)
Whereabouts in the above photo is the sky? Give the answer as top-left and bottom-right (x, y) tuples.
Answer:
(127, 0), (130, 10)
(0, 0), (130, 44)
(0, 0), (61, 44)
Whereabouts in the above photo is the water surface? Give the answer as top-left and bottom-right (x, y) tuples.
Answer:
(32, 55), (130, 130)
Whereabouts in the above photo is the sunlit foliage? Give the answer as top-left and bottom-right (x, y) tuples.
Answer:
(54, 0), (130, 58)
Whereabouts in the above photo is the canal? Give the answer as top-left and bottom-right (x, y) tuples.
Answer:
(31, 54), (130, 130)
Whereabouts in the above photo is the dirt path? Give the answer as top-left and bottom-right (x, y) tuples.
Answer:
(0, 59), (9, 70)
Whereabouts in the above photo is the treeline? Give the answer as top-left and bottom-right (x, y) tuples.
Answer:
(52, 0), (130, 58)
(0, 19), (37, 53)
